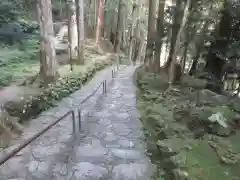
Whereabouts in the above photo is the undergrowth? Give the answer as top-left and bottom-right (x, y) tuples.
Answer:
(135, 67), (240, 180)
(0, 38), (39, 86)
(5, 58), (113, 121)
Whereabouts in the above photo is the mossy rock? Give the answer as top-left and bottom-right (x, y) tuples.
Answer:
(181, 75), (207, 89)
(157, 138), (189, 154)
(187, 89), (229, 105)
(190, 105), (236, 123)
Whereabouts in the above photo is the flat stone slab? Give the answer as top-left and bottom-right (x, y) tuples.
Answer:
(75, 144), (108, 158)
(110, 149), (142, 160)
(113, 163), (149, 180)
(73, 162), (108, 180)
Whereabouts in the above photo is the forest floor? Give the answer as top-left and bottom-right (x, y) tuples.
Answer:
(135, 67), (240, 180)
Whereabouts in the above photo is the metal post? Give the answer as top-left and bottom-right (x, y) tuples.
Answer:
(71, 111), (76, 139)
(104, 80), (107, 93)
(78, 109), (81, 132)
(102, 81), (105, 94)
(112, 69), (114, 78)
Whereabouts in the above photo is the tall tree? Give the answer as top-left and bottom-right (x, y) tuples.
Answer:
(37, 0), (59, 84)
(132, 0), (142, 64)
(205, 0), (233, 82)
(144, 0), (157, 71)
(128, 2), (138, 62)
(189, 19), (211, 75)
(164, 0), (183, 69)
(67, 0), (73, 70)
(114, 0), (124, 53)
(168, 0), (191, 87)
(96, 0), (103, 50)
(67, 0), (78, 69)
(75, 0), (85, 64)
(153, 0), (166, 73)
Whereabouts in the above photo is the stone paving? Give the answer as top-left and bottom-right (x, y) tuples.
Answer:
(0, 65), (152, 180)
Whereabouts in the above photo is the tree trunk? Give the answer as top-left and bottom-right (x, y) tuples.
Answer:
(181, 42), (188, 73)
(94, 0), (98, 31)
(67, 1), (73, 70)
(144, 0), (157, 71)
(75, 0), (85, 64)
(67, 0), (78, 66)
(59, 0), (63, 18)
(128, 3), (137, 62)
(114, 0), (124, 54)
(205, 0), (230, 82)
(133, 39), (141, 64)
(133, 0), (141, 64)
(189, 19), (211, 75)
(37, 0), (59, 84)
(153, 0), (166, 73)
(96, 0), (103, 49)
(164, 0), (182, 69)
(168, 0), (191, 87)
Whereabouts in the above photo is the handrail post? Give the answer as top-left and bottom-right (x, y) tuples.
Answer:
(112, 69), (114, 78)
(104, 80), (107, 93)
(102, 81), (105, 94)
(78, 109), (81, 132)
(71, 111), (76, 139)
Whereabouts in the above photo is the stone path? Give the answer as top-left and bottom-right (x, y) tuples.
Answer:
(0, 65), (152, 180)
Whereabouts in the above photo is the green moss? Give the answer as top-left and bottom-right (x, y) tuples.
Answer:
(136, 67), (240, 180)
(0, 38), (39, 86)
(182, 139), (240, 180)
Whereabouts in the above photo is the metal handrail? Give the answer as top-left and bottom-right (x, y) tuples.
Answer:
(0, 111), (75, 166)
(78, 67), (118, 131)
(0, 80), (108, 166)
(80, 80), (106, 105)
(0, 64), (121, 166)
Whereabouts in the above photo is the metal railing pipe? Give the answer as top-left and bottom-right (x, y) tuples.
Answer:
(0, 110), (74, 166)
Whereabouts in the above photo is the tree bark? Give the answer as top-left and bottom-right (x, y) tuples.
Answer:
(144, 0), (157, 71)
(181, 42), (188, 73)
(93, 0), (98, 31)
(168, 0), (191, 86)
(205, 0), (231, 81)
(114, 0), (124, 53)
(67, 1), (74, 70)
(164, 0), (182, 69)
(153, 0), (166, 73)
(37, 0), (59, 84)
(75, 0), (85, 64)
(189, 19), (211, 75)
(96, 0), (103, 49)
(67, 0), (78, 68)
(128, 3), (137, 62)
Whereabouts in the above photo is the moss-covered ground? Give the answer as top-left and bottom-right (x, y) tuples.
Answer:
(135, 67), (240, 180)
